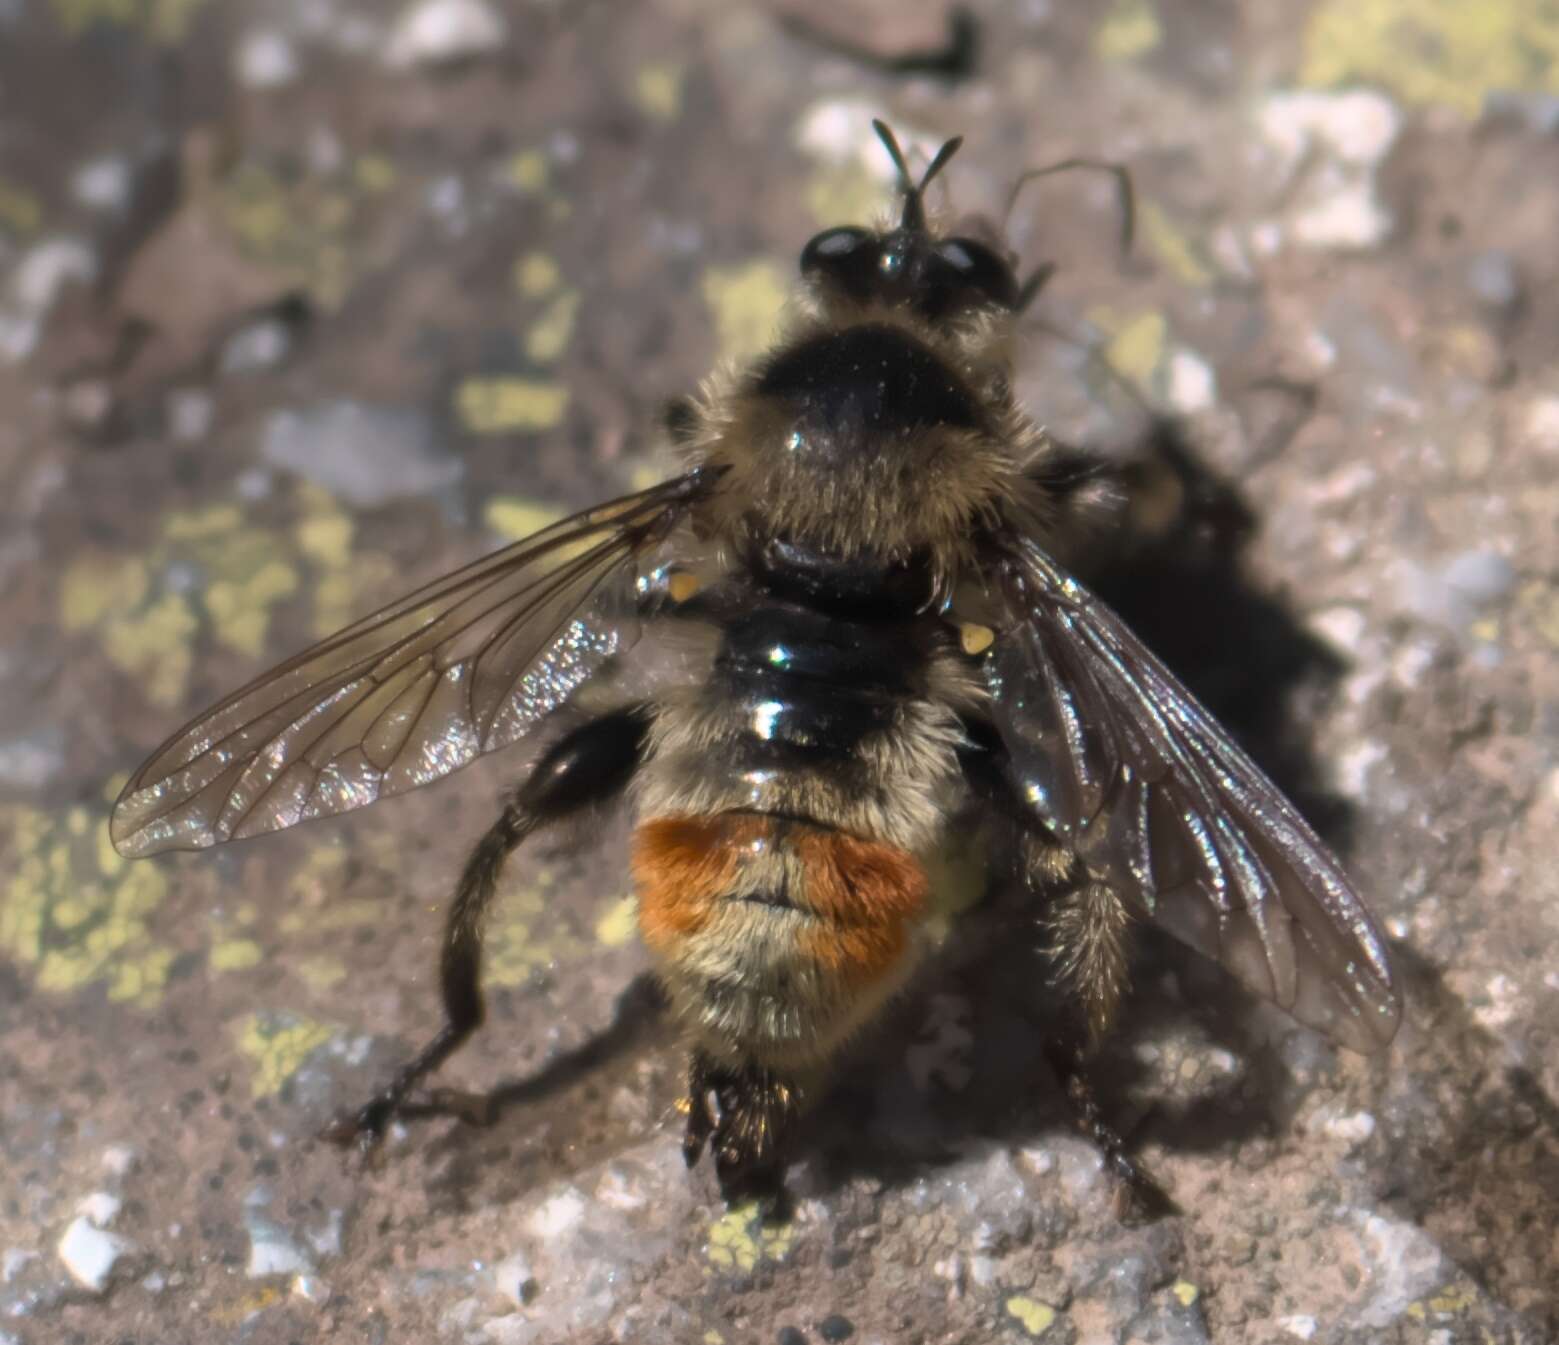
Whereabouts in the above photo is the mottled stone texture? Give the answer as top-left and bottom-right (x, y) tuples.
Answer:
(1, 1), (1555, 1342)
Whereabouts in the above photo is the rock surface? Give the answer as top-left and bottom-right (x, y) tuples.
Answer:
(1, 2), (1555, 1342)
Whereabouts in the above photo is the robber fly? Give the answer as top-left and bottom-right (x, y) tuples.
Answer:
(112, 122), (1400, 1209)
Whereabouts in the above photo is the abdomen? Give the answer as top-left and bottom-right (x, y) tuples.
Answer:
(630, 590), (967, 1068)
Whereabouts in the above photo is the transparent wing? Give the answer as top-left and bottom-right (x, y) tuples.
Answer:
(984, 537), (1401, 1052)
(111, 471), (715, 858)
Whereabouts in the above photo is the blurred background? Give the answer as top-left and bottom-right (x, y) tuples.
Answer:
(1, 1), (1556, 1341)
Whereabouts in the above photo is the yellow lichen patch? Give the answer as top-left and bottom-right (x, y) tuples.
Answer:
(278, 897), (380, 936)
(1093, 0), (1161, 60)
(0, 179), (43, 237)
(633, 61), (685, 123)
(293, 484), (396, 638)
(525, 289), (581, 364)
(51, 0), (208, 42)
(1006, 1297), (1058, 1335)
(163, 506), (301, 662)
(235, 1012), (335, 1098)
(209, 1285), (284, 1327)
(1091, 307), (1167, 391)
(705, 1201), (794, 1272)
(804, 162), (885, 231)
(1302, 1), (1559, 116)
(219, 162), (355, 309)
(1518, 580), (1559, 649)
(1171, 1279), (1200, 1307)
(505, 149), (549, 194)
(455, 377), (570, 434)
(294, 955), (347, 991)
(922, 835), (989, 942)
(210, 938), (264, 972)
(514, 251), (561, 298)
(205, 560), (300, 657)
(1139, 202), (1213, 287)
(99, 592), (199, 708)
(701, 260), (790, 363)
(1405, 1282), (1478, 1320)
(353, 154), (397, 194)
(0, 806), (176, 1008)
(485, 867), (583, 988)
(594, 894), (638, 948)
(295, 508), (353, 571)
(484, 496), (564, 542)
(60, 553), (151, 633)
(283, 844), (351, 906)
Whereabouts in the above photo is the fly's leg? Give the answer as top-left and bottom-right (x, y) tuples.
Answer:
(1044, 869), (1178, 1221)
(681, 1049), (801, 1207)
(321, 704), (653, 1157)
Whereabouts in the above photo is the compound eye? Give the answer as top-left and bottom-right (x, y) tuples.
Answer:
(800, 227), (878, 299)
(934, 237), (1018, 308)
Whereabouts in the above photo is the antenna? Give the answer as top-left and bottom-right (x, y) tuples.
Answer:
(871, 119), (964, 234)
(1002, 155), (1136, 256)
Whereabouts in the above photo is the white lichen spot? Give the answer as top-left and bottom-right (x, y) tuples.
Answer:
(527, 1189), (586, 1239)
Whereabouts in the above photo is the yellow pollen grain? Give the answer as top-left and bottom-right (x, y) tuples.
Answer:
(1172, 1279), (1200, 1307)
(959, 622), (995, 655)
(668, 572), (701, 603)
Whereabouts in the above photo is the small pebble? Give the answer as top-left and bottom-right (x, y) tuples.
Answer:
(818, 1315), (855, 1342)
(57, 1216), (130, 1293)
(1465, 250), (1521, 314)
(235, 30), (300, 88)
(220, 316), (293, 375)
(383, 0), (507, 67)
(72, 156), (131, 211)
(1442, 550), (1514, 605)
(167, 387), (215, 442)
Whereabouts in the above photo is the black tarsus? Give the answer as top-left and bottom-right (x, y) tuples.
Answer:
(1044, 1034), (1179, 1223)
(683, 1048), (801, 1208)
(320, 704), (654, 1156)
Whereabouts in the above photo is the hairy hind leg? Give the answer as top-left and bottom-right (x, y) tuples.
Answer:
(322, 705), (652, 1155)
(1041, 856), (1178, 1220)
